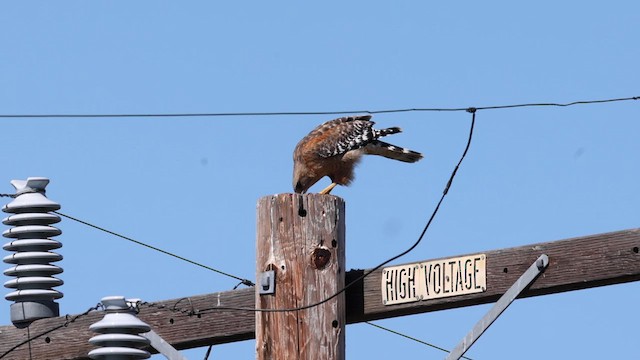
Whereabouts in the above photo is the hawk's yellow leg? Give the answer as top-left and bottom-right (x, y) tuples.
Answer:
(319, 183), (337, 195)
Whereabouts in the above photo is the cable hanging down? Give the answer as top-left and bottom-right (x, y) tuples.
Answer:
(0, 109), (473, 314)
(0, 108), (475, 319)
(2, 107), (478, 315)
(0, 304), (103, 359)
(0, 96), (632, 358)
(197, 108), (477, 314)
(0, 95), (636, 118)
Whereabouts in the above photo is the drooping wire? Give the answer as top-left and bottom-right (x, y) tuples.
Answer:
(203, 345), (213, 360)
(26, 326), (33, 360)
(365, 321), (474, 360)
(52, 211), (255, 287)
(0, 96), (631, 356)
(0, 299), (198, 359)
(0, 303), (102, 359)
(0, 96), (636, 118)
(197, 108), (476, 314)
(0, 192), (254, 286)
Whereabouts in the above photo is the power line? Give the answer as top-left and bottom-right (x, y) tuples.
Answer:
(0, 97), (631, 356)
(198, 109), (476, 314)
(0, 296), (222, 359)
(365, 321), (474, 360)
(0, 194), (254, 287)
(0, 304), (102, 359)
(0, 108), (475, 314)
(2, 93), (630, 315)
(0, 96), (636, 119)
(52, 211), (255, 287)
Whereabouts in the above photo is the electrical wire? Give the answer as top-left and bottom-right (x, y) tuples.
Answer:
(203, 345), (213, 360)
(26, 326), (32, 360)
(52, 211), (255, 287)
(365, 321), (474, 360)
(197, 108), (476, 314)
(0, 304), (102, 359)
(2, 92), (632, 314)
(0, 96), (636, 118)
(0, 96), (633, 358)
(0, 192), (254, 286)
(0, 298), (200, 359)
(0, 96), (632, 357)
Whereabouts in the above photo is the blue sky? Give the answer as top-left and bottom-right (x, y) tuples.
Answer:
(1, 2), (639, 359)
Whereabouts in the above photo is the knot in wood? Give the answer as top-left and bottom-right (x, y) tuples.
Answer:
(311, 247), (332, 269)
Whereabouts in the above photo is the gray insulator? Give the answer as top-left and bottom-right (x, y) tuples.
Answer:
(88, 296), (151, 360)
(2, 177), (63, 328)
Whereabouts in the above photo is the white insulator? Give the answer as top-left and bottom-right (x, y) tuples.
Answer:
(88, 296), (151, 360)
(2, 177), (63, 327)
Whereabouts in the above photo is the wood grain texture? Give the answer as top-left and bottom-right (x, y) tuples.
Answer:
(0, 288), (254, 360)
(0, 226), (637, 360)
(256, 194), (346, 360)
(349, 228), (640, 322)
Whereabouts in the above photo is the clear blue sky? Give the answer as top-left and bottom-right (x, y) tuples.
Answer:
(1, 2), (639, 359)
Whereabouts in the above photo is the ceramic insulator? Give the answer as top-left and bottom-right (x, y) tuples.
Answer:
(88, 296), (151, 360)
(2, 177), (63, 327)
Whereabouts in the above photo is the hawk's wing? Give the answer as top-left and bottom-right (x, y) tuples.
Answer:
(306, 115), (376, 158)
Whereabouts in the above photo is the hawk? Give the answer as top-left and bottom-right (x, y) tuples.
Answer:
(293, 115), (423, 194)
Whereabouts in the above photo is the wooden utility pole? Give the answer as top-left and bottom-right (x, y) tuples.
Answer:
(255, 194), (346, 360)
(0, 228), (638, 359)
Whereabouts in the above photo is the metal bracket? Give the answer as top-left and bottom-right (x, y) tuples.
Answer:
(259, 270), (275, 295)
(446, 254), (549, 360)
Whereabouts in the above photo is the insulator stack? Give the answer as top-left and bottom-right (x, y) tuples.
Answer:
(89, 296), (151, 360)
(2, 177), (63, 328)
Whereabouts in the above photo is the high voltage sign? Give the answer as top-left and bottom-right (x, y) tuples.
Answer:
(382, 254), (487, 305)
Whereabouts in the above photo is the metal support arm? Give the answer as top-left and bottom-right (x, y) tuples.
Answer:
(446, 254), (549, 360)
(143, 330), (188, 360)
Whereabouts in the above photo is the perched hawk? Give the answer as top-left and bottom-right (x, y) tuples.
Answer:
(293, 115), (423, 194)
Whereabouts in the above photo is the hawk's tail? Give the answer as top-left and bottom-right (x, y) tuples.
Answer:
(364, 140), (423, 163)
(374, 127), (402, 138)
